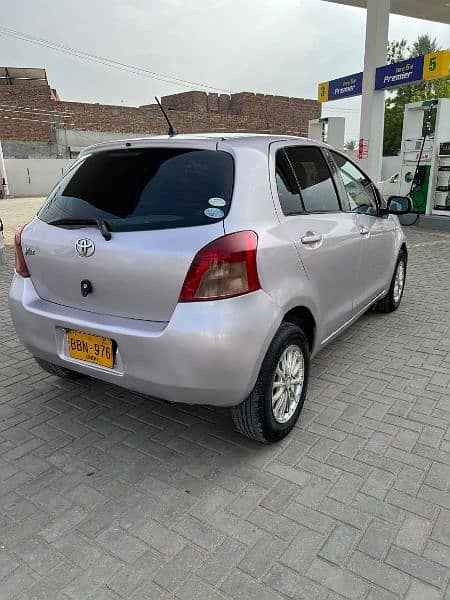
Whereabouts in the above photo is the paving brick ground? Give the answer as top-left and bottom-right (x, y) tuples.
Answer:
(0, 226), (450, 600)
(0, 198), (45, 245)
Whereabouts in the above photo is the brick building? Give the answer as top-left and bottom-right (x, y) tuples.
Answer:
(0, 68), (320, 156)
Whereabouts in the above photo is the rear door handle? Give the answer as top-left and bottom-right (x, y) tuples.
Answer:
(360, 226), (370, 237)
(301, 232), (323, 245)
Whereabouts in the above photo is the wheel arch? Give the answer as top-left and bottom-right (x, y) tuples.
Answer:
(282, 306), (316, 353)
(400, 242), (408, 259)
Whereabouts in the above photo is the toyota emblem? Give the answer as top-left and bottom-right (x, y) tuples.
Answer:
(75, 238), (95, 257)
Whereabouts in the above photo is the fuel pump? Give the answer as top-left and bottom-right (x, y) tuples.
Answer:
(398, 99), (450, 218)
(435, 142), (450, 211)
(407, 103), (436, 222)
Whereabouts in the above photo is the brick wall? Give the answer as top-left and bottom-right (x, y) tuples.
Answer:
(0, 78), (320, 144)
(161, 90), (320, 136)
(0, 84), (54, 142)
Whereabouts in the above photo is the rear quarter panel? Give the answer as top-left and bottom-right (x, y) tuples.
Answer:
(220, 140), (321, 354)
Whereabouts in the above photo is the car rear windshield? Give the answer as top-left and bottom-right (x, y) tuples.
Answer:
(38, 147), (234, 231)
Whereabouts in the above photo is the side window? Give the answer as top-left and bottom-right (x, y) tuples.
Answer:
(275, 150), (303, 215)
(331, 152), (378, 216)
(285, 146), (341, 212)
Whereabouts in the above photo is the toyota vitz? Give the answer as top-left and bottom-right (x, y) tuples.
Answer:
(9, 134), (411, 443)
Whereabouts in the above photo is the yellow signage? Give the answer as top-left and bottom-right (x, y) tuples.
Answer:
(317, 73), (363, 102)
(423, 50), (450, 81)
(318, 81), (329, 103)
(320, 50), (449, 102)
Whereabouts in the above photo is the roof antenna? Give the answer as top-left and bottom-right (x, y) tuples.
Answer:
(154, 96), (178, 137)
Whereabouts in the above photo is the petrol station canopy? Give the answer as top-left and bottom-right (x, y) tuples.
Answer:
(321, 0), (450, 182)
(324, 0), (450, 24)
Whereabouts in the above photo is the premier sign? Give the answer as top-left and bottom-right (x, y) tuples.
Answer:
(318, 50), (450, 102)
(375, 51), (450, 90)
(318, 73), (363, 103)
(375, 58), (424, 89)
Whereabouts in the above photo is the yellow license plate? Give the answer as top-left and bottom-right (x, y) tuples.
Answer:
(67, 330), (114, 368)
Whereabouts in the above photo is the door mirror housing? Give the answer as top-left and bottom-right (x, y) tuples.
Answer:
(387, 196), (411, 215)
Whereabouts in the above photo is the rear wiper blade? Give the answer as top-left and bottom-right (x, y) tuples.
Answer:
(48, 218), (112, 241)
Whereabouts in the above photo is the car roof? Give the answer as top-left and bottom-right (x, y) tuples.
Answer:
(79, 132), (329, 156)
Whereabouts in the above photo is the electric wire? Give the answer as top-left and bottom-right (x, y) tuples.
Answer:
(0, 26), (232, 93)
(0, 24), (364, 113)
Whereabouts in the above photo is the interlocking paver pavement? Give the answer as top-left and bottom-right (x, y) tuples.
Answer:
(0, 198), (45, 245)
(0, 226), (450, 599)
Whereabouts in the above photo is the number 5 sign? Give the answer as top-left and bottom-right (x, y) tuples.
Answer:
(423, 50), (450, 81)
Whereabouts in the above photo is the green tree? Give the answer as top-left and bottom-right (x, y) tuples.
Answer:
(383, 34), (450, 156)
(344, 139), (357, 151)
(409, 34), (440, 57)
(387, 39), (407, 64)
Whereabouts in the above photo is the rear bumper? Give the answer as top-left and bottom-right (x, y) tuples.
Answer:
(9, 275), (280, 407)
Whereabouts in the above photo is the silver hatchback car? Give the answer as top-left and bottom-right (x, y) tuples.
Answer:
(9, 134), (410, 443)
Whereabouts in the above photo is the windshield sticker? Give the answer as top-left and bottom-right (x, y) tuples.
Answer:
(204, 207), (224, 219)
(208, 197), (226, 207)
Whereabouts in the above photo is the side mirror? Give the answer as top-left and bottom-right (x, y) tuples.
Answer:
(387, 196), (411, 215)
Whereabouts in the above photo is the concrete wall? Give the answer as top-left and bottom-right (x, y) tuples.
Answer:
(2, 140), (59, 159)
(5, 158), (75, 197)
(55, 129), (144, 156)
(2, 132), (141, 159)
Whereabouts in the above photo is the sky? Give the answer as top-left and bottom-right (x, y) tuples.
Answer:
(0, 0), (449, 141)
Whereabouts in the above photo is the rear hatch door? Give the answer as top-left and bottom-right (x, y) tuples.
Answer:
(23, 142), (234, 322)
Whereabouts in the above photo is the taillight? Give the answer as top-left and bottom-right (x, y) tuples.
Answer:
(179, 231), (261, 302)
(14, 225), (30, 278)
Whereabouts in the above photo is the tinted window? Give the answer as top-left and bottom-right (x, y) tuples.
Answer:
(331, 152), (378, 216)
(275, 150), (302, 215)
(286, 146), (340, 212)
(39, 148), (234, 231)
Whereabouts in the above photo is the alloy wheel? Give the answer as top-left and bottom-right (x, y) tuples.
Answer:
(393, 260), (405, 304)
(271, 344), (304, 424)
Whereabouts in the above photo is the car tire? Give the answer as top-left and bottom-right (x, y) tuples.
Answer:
(34, 357), (84, 380)
(231, 322), (309, 443)
(374, 250), (407, 313)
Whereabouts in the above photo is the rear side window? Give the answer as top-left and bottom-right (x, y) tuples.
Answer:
(285, 146), (341, 213)
(275, 150), (303, 215)
(39, 148), (234, 231)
